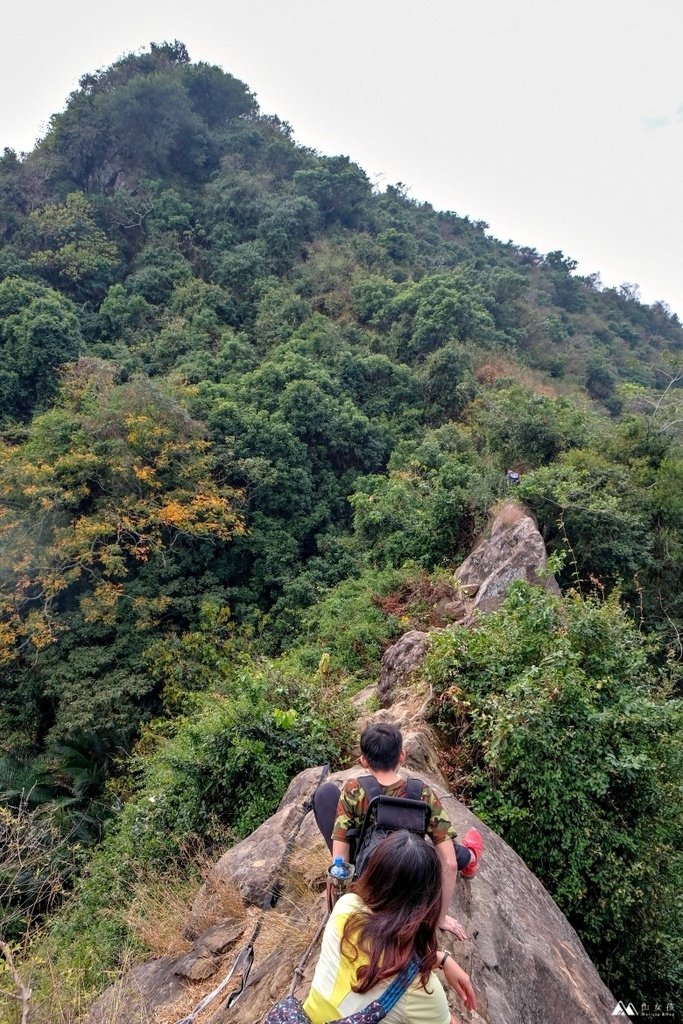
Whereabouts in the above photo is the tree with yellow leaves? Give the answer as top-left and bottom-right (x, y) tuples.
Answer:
(0, 359), (245, 737)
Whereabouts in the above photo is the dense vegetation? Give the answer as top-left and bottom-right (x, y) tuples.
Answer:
(428, 580), (682, 1002)
(0, 41), (681, 1019)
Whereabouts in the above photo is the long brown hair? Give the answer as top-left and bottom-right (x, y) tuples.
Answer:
(341, 830), (441, 993)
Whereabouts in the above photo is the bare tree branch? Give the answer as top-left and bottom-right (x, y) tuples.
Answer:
(0, 939), (32, 1024)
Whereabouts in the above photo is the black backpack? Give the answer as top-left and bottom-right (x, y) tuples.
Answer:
(350, 776), (431, 878)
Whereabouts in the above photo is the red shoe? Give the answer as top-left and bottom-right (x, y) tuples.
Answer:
(459, 827), (483, 878)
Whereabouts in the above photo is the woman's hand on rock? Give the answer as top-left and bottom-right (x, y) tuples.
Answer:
(443, 957), (476, 1012)
(440, 914), (468, 941)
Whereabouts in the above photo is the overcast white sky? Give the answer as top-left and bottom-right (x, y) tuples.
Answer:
(1, 0), (682, 314)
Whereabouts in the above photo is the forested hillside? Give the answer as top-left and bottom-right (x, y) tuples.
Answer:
(0, 43), (681, 1020)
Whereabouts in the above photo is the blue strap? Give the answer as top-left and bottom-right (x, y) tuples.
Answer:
(376, 958), (421, 1015)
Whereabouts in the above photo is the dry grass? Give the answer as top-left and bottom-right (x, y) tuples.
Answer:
(16, 826), (327, 1024)
(22, 943), (143, 1024)
(255, 907), (319, 962)
(149, 904), (326, 1024)
(139, 854), (325, 1024)
(125, 844), (248, 956)
(145, 840), (328, 1024)
(187, 872), (248, 938)
(489, 499), (529, 529)
(285, 846), (329, 897)
(125, 877), (196, 958)
(475, 356), (558, 398)
(151, 973), (221, 1024)
(202, 878), (247, 924)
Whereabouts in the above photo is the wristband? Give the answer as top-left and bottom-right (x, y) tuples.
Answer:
(439, 951), (451, 969)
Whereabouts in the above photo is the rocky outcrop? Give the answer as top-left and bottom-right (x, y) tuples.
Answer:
(86, 502), (607, 1024)
(87, 678), (615, 1024)
(378, 503), (560, 704)
(187, 766), (328, 924)
(88, 703), (615, 1024)
(377, 629), (429, 706)
(455, 502), (560, 613)
(88, 957), (190, 1024)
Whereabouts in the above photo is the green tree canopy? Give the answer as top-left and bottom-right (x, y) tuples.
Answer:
(0, 276), (81, 420)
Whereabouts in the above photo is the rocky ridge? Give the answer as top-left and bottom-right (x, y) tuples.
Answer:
(88, 505), (615, 1024)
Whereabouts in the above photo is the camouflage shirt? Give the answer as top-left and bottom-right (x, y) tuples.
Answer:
(332, 776), (456, 846)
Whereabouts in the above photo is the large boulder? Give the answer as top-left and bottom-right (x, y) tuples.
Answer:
(377, 629), (429, 706)
(456, 503), (560, 613)
(89, 722), (614, 1024)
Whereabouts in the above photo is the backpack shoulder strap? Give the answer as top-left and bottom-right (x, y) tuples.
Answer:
(405, 777), (426, 801)
(358, 775), (382, 802)
(376, 957), (421, 1014)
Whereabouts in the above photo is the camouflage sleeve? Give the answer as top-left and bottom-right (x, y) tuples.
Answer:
(332, 779), (363, 842)
(423, 785), (457, 845)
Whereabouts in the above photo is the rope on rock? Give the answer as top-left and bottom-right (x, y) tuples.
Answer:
(287, 917), (327, 998)
(175, 941), (255, 1024)
(173, 764), (331, 1024)
(262, 763), (330, 911)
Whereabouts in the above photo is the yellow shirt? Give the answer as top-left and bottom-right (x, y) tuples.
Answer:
(303, 894), (449, 1024)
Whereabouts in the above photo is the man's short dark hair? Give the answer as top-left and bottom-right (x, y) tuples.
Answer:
(360, 723), (403, 771)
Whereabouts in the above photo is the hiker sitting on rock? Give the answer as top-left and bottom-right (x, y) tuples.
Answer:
(313, 723), (483, 940)
(303, 830), (477, 1024)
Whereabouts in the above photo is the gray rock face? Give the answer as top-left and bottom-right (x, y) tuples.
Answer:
(89, 740), (614, 1024)
(378, 505), (560, 706)
(377, 629), (429, 706)
(186, 766), (328, 933)
(456, 503), (560, 613)
(87, 956), (189, 1024)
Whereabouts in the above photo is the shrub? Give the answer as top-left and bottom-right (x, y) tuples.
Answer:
(18, 641), (350, 1005)
(427, 582), (683, 1005)
(291, 566), (411, 680)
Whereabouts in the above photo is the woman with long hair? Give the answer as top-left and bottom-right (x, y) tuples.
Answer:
(303, 830), (476, 1024)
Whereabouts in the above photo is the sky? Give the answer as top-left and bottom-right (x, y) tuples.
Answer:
(1, 0), (682, 315)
